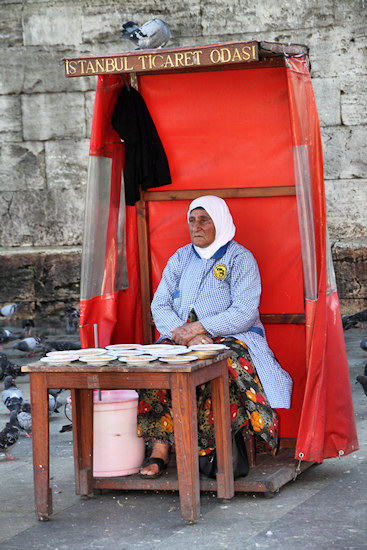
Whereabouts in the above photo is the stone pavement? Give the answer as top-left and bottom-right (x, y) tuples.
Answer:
(0, 328), (366, 550)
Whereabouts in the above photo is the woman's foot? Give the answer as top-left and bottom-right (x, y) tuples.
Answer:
(140, 442), (170, 476)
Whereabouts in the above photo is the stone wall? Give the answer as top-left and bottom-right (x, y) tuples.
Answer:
(0, 0), (366, 316)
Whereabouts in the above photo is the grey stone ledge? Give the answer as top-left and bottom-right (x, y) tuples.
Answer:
(0, 246), (82, 256)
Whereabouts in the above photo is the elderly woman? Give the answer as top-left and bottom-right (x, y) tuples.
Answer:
(138, 195), (292, 477)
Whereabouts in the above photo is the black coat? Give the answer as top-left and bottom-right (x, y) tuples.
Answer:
(111, 85), (172, 206)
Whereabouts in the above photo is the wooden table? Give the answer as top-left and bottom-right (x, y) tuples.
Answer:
(23, 352), (234, 522)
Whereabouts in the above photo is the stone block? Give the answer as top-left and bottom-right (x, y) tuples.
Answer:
(80, 4), (131, 46)
(0, 142), (45, 191)
(0, 48), (26, 94)
(321, 125), (367, 180)
(0, 247), (82, 316)
(45, 139), (90, 189)
(0, 3), (23, 47)
(22, 48), (96, 93)
(0, 251), (35, 309)
(325, 180), (367, 240)
(311, 77), (341, 127)
(334, 0), (367, 30)
(0, 187), (85, 247)
(23, 3), (83, 46)
(341, 75), (367, 126)
(21, 92), (86, 140)
(307, 27), (367, 79)
(0, 96), (22, 140)
(331, 244), (367, 315)
(201, 0), (334, 35)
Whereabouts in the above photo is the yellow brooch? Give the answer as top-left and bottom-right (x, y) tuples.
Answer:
(213, 264), (227, 280)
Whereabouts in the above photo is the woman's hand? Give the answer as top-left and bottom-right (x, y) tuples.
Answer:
(187, 334), (213, 347)
(170, 321), (206, 346)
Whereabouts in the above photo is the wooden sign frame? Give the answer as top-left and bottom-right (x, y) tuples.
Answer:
(64, 41), (259, 78)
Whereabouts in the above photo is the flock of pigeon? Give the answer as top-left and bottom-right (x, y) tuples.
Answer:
(0, 304), (80, 460)
(0, 376), (64, 460)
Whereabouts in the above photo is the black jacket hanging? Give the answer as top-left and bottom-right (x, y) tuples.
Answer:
(111, 85), (172, 206)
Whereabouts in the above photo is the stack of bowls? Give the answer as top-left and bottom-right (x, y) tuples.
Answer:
(73, 348), (117, 366)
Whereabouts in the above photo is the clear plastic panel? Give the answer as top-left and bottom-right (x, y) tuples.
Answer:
(326, 226), (337, 295)
(293, 144), (317, 300)
(81, 155), (128, 300)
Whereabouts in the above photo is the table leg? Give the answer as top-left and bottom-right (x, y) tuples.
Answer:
(30, 373), (52, 519)
(170, 372), (200, 522)
(210, 369), (234, 499)
(71, 388), (94, 496)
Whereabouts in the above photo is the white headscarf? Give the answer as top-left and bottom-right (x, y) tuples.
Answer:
(187, 195), (236, 259)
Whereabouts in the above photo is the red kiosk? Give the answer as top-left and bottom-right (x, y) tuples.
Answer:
(64, 40), (358, 486)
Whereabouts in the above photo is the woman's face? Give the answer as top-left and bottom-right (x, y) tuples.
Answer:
(188, 208), (216, 248)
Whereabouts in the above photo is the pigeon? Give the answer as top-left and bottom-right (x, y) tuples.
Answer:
(60, 423), (73, 433)
(121, 18), (171, 49)
(17, 402), (32, 437)
(0, 353), (22, 380)
(360, 338), (367, 353)
(2, 376), (24, 413)
(342, 310), (367, 330)
(0, 328), (19, 344)
(0, 410), (21, 460)
(64, 307), (80, 334)
(12, 337), (43, 356)
(42, 340), (81, 353)
(0, 303), (25, 320)
(48, 390), (62, 416)
(356, 374), (367, 396)
(22, 319), (35, 337)
(0, 353), (11, 381)
(0, 353), (7, 380)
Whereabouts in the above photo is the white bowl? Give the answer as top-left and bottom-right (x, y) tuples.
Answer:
(139, 344), (176, 352)
(74, 348), (107, 357)
(154, 347), (189, 356)
(40, 356), (77, 365)
(46, 351), (78, 358)
(159, 355), (198, 363)
(106, 348), (147, 357)
(189, 344), (228, 351)
(105, 344), (142, 351)
(79, 354), (118, 365)
(118, 355), (157, 364)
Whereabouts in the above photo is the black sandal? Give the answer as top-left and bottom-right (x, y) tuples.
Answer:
(139, 457), (168, 478)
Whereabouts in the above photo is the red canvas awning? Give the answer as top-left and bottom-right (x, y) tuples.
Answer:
(78, 47), (358, 463)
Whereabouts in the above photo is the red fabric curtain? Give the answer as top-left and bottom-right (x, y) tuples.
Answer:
(286, 58), (358, 462)
(79, 75), (144, 347)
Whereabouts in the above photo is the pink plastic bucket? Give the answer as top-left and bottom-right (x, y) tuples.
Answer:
(93, 390), (145, 477)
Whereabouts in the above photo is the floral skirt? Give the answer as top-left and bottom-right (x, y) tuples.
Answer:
(137, 337), (279, 455)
